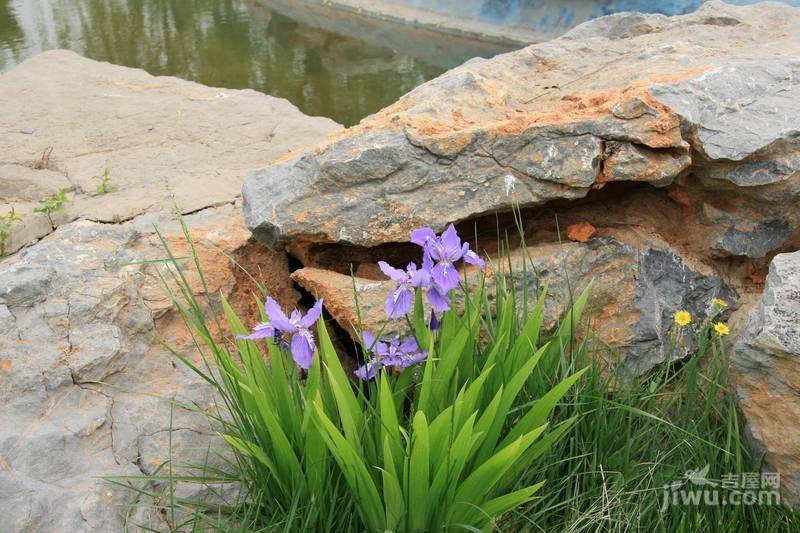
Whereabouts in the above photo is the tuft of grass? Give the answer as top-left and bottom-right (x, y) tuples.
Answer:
(112, 218), (590, 531)
(94, 168), (114, 195)
(0, 206), (21, 257)
(109, 217), (359, 532)
(503, 313), (800, 532)
(479, 207), (797, 532)
(111, 213), (799, 532)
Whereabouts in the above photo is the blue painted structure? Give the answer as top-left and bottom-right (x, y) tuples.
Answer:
(394, 0), (800, 40)
(260, 0), (800, 68)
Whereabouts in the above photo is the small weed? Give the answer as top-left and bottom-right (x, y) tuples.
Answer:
(34, 189), (68, 227)
(0, 206), (22, 257)
(93, 168), (114, 195)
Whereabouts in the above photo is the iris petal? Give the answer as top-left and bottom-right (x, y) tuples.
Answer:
(432, 262), (460, 292)
(362, 331), (377, 350)
(410, 227), (436, 247)
(375, 340), (390, 357)
(385, 286), (413, 318)
(235, 323), (274, 340)
(300, 298), (324, 328)
(426, 285), (451, 312)
(463, 249), (486, 269)
(407, 350), (428, 365)
(411, 265), (431, 287)
(378, 261), (407, 282)
(290, 330), (315, 369)
(399, 336), (420, 354)
(422, 250), (434, 272)
(354, 361), (381, 381)
(440, 224), (463, 260)
(264, 297), (292, 332)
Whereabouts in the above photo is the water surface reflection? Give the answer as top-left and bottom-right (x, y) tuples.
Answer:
(0, 0), (508, 125)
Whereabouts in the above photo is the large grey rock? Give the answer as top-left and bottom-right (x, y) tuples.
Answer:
(734, 251), (800, 509)
(0, 205), (300, 531)
(0, 50), (333, 531)
(0, 217), (190, 531)
(244, 0), (800, 258)
(650, 58), (800, 163)
(0, 50), (341, 256)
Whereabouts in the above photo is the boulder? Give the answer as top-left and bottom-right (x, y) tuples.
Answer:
(244, 0), (800, 258)
(0, 50), (341, 256)
(734, 251), (800, 509)
(0, 205), (300, 531)
(0, 51), (337, 532)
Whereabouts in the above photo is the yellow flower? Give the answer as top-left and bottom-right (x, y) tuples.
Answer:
(674, 310), (692, 327)
(713, 298), (728, 308)
(714, 322), (730, 336)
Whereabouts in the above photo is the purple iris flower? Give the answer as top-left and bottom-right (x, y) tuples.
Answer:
(381, 336), (428, 368)
(237, 297), (324, 370)
(410, 224), (486, 292)
(421, 251), (451, 312)
(379, 257), (450, 317)
(379, 261), (430, 319)
(354, 331), (428, 380)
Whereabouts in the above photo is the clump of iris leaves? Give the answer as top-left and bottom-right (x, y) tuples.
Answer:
(111, 217), (800, 532)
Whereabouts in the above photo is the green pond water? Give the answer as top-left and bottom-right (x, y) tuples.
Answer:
(0, 0), (510, 126)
